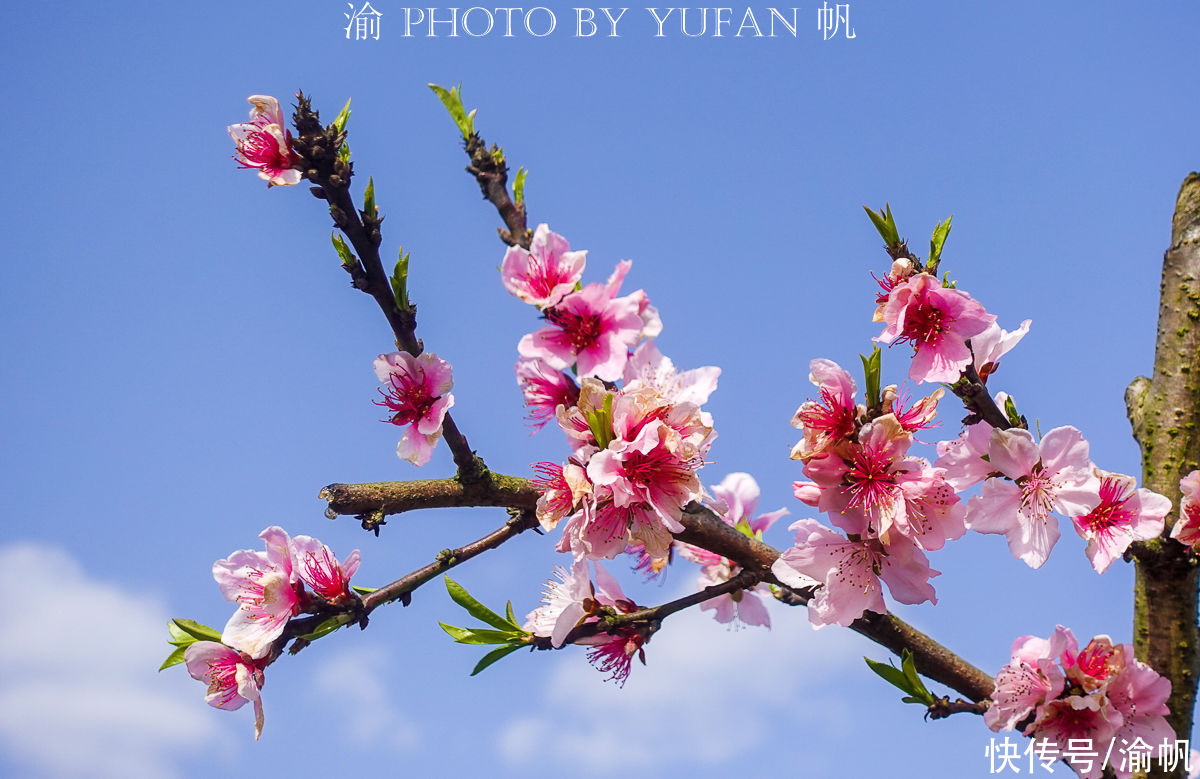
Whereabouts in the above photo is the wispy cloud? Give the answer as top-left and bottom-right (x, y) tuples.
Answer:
(0, 543), (225, 779)
(307, 644), (420, 749)
(496, 595), (862, 775)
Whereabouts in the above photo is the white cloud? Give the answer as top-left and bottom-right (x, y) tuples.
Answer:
(0, 543), (226, 779)
(307, 644), (420, 749)
(496, 593), (862, 775)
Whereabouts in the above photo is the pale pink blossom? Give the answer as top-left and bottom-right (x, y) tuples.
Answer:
(500, 224), (587, 308)
(1030, 695), (1120, 779)
(1106, 654), (1174, 778)
(965, 426), (1102, 568)
(790, 359), (859, 462)
(523, 559), (595, 647)
(985, 628), (1072, 732)
(289, 535), (360, 601)
(213, 526), (301, 659)
(1072, 473), (1170, 573)
(515, 358), (580, 431)
(228, 95), (301, 187)
(876, 273), (996, 384)
(971, 319), (1032, 382)
(184, 641), (266, 739)
(622, 341), (720, 408)
(676, 473), (787, 627)
(1170, 470), (1200, 548)
(892, 464), (967, 551)
(934, 421), (995, 491)
(872, 258), (917, 321)
(518, 281), (643, 382)
(771, 519), (938, 628)
(374, 351), (455, 466)
(604, 260), (661, 340)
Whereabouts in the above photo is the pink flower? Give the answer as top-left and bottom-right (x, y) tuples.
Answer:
(771, 519), (939, 628)
(622, 341), (720, 408)
(184, 641), (266, 739)
(789, 359), (860, 463)
(1170, 469), (1200, 548)
(289, 535), (361, 601)
(530, 461), (590, 531)
(515, 358), (580, 431)
(892, 464), (967, 551)
(677, 473), (787, 628)
(1030, 695), (1120, 779)
(523, 559), (595, 648)
(1106, 655), (1174, 778)
(971, 319), (1032, 382)
(213, 526), (301, 659)
(885, 385), (944, 435)
(876, 273), (996, 384)
(518, 261), (658, 382)
(965, 426), (1102, 568)
(1072, 473), (1170, 573)
(585, 627), (647, 687)
(227, 95), (301, 187)
(500, 224), (587, 308)
(985, 628), (1073, 732)
(374, 351), (455, 466)
(934, 421), (995, 491)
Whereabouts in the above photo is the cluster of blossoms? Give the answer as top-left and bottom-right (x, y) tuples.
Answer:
(505, 226), (718, 567)
(184, 527), (360, 738)
(522, 559), (647, 685)
(936, 422), (1170, 570)
(771, 358), (960, 627)
(986, 626), (1174, 779)
(374, 351), (455, 466)
(227, 95), (301, 187)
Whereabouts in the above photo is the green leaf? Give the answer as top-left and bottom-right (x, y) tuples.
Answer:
(338, 142), (351, 163)
(352, 585), (378, 595)
(864, 655), (911, 691)
(363, 177), (376, 219)
(929, 216), (952, 267)
(505, 600), (517, 626)
(171, 619), (222, 644)
(159, 645), (188, 672)
(444, 577), (513, 631)
(513, 167), (527, 205)
(471, 644), (521, 676)
(1004, 395), (1022, 428)
(863, 204), (900, 247)
(428, 83), (476, 139)
(331, 231), (356, 267)
(438, 623), (520, 645)
(860, 345), (882, 410)
(332, 97), (352, 134)
(391, 248), (410, 311)
(293, 613), (355, 642)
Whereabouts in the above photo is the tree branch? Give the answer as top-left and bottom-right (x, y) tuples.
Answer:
(290, 93), (486, 483)
(463, 132), (530, 248)
(320, 475), (996, 703)
(1125, 172), (1200, 778)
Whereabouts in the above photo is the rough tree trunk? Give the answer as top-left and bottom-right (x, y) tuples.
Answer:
(1126, 172), (1200, 779)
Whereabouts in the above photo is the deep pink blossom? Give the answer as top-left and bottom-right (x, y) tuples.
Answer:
(885, 385), (944, 435)
(1030, 695), (1120, 779)
(500, 224), (587, 308)
(227, 95), (301, 187)
(184, 641), (266, 739)
(515, 358), (580, 431)
(289, 535), (360, 601)
(1072, 473), (1170, 573)
(771, 518), (939, 628)
(966, 426), (1102, 568)
(518, 281), (644, 382)
(790, 359), (859, 463)
(1170, 470), (1200, 549)
(213, 526), (301, 659)
(876, 273), (996, 384)
(530, 460), (590, 531)
(374, 351), (455, 466)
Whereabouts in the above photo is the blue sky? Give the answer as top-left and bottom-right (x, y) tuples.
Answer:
(1, 1), (1197, 777)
